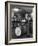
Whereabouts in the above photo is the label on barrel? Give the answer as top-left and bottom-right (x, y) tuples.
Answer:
(15, 27), (21, 36)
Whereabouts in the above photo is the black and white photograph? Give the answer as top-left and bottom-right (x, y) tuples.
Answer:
(5, 1), (37, 45)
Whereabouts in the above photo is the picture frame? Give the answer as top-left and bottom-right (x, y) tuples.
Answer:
(5, 1), (37, 45)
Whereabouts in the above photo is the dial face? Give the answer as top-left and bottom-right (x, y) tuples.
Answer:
(15, 27), (21, 36)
